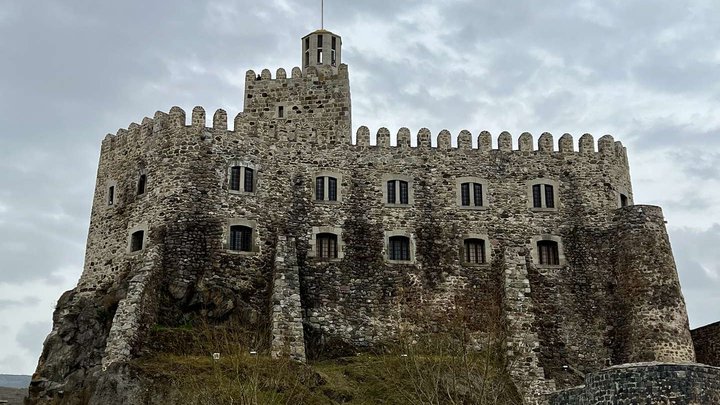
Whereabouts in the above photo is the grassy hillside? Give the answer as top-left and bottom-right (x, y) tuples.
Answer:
(134, 325), (522, 404)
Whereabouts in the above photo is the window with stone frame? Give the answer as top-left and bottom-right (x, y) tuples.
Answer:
(229, 225), (253, 252)
(389, 236), (411, 261)
(620, 193), (629, 207)
(137, 174), (147, 195)
(108, 185), (115, 205)
(314, 174), (339, 202)
(316, 233), (338, 259)
(537, 240), (560, 265)
(387, 180), (409, 205)
(463, 238), (486, 264)
(229, 164), (256, 193)
(528, 179), (559, 210)
(460, 182), (484, 207)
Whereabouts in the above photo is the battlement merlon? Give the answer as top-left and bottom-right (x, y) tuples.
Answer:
(101, 109), (629, 168)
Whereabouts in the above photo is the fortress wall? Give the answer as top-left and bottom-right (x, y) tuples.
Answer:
(692, 321), (720, 367)
(611, 205), (695, 363)
(549, 363), (720, 404)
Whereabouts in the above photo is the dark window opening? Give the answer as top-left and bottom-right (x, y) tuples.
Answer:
(461, 183), (470, 206)
(532, 184), (541, 208)
(316, 233), (338, 259)
(399, 181), (409, 204)
(544, 185), (555, 208)
(317, 34), (323, 47)
(305, 37), (310, 50)
(278, 105), (284, 118)
(316, 177), (325, 200)
(137, 174), (146, 195)
(328, 177), (337, 201)
(331, 49), (337, 66)
(130, 230), (144, 252)
(473, 183), (483, 206)
(317, 49), (323, 64)
(244, 168), (254, 192)
(304, 50), (309, 66)
(620, 193), (628, 207)
(331, 36), (336, 50)
(230, 166), (241, 191)
(108, 186), (115, 205)
(464, 239), (486, 264)
(387, 181), (396, 204)
(229, 225), (252, 252)
(389, 236), (410, 261)
(537, 240), (560, 265)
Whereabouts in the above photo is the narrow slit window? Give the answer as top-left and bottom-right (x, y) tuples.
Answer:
(316, 177), (325, 200)
(305, 37), (310, 50)
(331, 36), (336, 50)
(278, 105), (284, 118)
(473, 183), (483, 206)
(316, 233), (338, 259)
(387, 181), (396, 204)
(244, 168), (254, 193)
(108, 186), (115, 206)
(130, 230), (144, 252)
(229, 226), (252, 252)
(399, 181), (409, 204)
(137, 174), (146, 195)
(230, 166), (242, 191)
(460, 183), (471, 206)
(620, 194), (628, 207)
(389, 236), (410, 261)
(317, 34), (323, 47)
(544, 185), (555, 208)
(532, 184), (542, 208)
(331, 49), (337, 66)
(464, 239), (486, 264)
(317, 49), (323, 64)
(304, 50), (309, 67)
(537, 240), (559, 265)
(328, 177), (337, 201)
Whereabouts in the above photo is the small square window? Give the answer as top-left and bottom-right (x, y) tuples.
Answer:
(464, 239), (486, 264)
(316, 233), (338, 259)
(537, 241), (559, 265)
(229, 226), (252, 252)
(389, 236), (410, 261)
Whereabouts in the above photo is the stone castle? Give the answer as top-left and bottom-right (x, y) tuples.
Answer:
(29, 28), (720, 404)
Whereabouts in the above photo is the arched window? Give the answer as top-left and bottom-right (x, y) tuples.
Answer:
(389, 236), (411, 261)
(229, 225), (253, 252)
(537, 240), (559, 265)
(463, 239), (486, 264)
(316, 233), (338, 259)
(527, 179), (559, 210)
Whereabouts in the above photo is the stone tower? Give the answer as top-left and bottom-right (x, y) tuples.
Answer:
(302, 29), (342, 74)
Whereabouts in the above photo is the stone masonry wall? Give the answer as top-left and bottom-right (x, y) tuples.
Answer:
(549, 363), (720, 404)
(32, 63), (696, 404)
(692, 321), (720, 367)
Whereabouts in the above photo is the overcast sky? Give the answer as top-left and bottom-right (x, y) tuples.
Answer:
(1, 0), (719, 375)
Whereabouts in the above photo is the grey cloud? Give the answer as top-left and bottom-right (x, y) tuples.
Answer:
(16, 321), (51, 354)
(0, 297), (41, 310)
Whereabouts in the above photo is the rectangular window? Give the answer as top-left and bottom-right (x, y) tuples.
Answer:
(473, 183), (483, 206)
(317, 49), (323, 64)
(230, 167), (241, 191)
(544, 185), (555, 208)
(389, 236), (410, 261)
(328, 177), (337, 201)
(620, 194), (628, 207)
(460, 183), (470, 206)
(317, 35), (323, 47)
(305, 37), (310, 50)
(399, 181), (409, 204)
(387, 181), (396, 204)
(331, 36), (336, 50)
(316, 177), (325, 200)
(317, 233), (338, 259)
(304, 50), (309, 67)
(532, 184), (542, 208)
(464, 239), (486, 264)
(130, 230), (144, 252)
(278, 105), (284, 118)
(244, 168), (254, 193)
(538, 241), (559, 265)
(331, 49), (337, 65)
(230, 226), (252, 252)
(108, 186), (115, 205)
(137, 175), (146, 195)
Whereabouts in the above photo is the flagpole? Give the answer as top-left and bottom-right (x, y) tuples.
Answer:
(321, 0), (324, 29)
